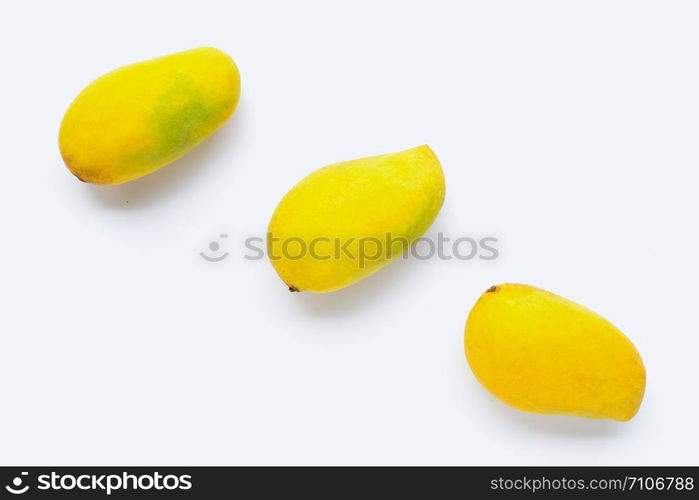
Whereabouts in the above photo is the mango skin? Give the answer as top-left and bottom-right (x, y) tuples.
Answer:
(59, 47), (240, 185)
(267, 145), (445, 293)
(465, 283), (645, 421)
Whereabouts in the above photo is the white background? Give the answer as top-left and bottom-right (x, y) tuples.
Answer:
(1, 0), (697, 465)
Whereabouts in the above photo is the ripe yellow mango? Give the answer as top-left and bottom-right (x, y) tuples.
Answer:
(465, 284), (645, 421)
(267, 146), (445, 293)
(59, 47), (240, 185)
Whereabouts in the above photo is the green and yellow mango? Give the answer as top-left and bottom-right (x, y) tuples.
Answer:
(268, 146), (446, 293)
(59, 47), (240, 185)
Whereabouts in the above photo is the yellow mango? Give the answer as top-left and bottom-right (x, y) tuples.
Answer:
(267, 145), (445, 293)
(59, 47), (240, 185)
(465, 283), (645, 421)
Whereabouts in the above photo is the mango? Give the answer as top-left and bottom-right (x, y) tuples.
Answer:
(465, 283), (645, 421)
(267, 145), (445, 293)
(59, 47), (240, 185)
